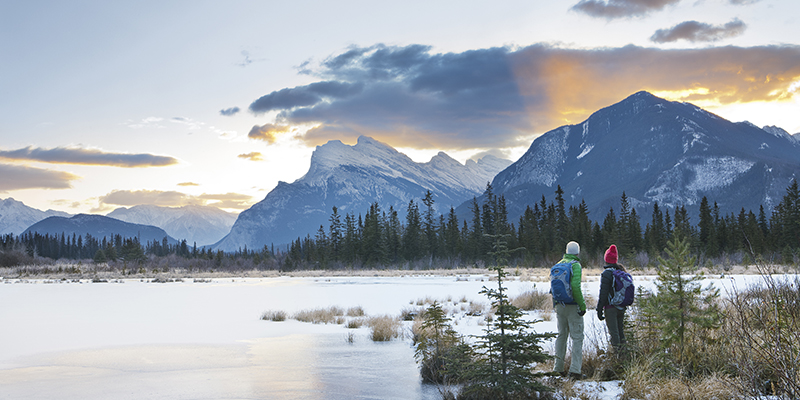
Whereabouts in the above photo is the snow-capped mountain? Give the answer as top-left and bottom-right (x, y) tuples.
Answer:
(23, 214), (178, 245)
(489, 91), (800, 221)
(107, 205), (237, 246)
(213, 136), (511, 251)
(0, 198), (72, 236)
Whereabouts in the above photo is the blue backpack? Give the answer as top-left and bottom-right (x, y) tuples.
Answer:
(609, 268), (635, 307)
(550, 261), (575, 304)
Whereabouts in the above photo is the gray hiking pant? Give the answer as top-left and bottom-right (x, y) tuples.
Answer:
(604, 306), (626, 352)
(554, 303), (584, 374)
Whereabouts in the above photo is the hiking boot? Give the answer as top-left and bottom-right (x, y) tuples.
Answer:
(568, 372), (585, 380)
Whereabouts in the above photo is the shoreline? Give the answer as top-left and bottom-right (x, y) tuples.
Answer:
(1, 263), (792, 282)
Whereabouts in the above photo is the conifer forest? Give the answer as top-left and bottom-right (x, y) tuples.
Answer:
(4, 180), (800, 272)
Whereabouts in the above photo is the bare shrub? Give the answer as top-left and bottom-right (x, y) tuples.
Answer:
(367, 315), (400, 341)
(345, 318), (365, 329)
(466, 301), (486, 316)
(293, 306), (345, 324)
(726, 267), (800, 398)
(260, 310), (287, 321)
(346, 306), (365, 317)
(400, 306), (422, 321)
(510, 286), (552, 312)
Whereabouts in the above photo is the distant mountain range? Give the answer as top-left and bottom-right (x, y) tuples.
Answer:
(23, 214), (178, 245)
(5, 91), (800, 253)
(0, 198), (71, 236)
(212, 136), (512, 251)
(487, 91), (800, 221)
(107, 205), (237, 246)
(3, 200), (235, 246)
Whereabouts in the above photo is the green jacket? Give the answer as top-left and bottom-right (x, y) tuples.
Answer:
(558, 253), (586, 312)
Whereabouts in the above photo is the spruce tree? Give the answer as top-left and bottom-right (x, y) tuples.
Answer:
(461, 234), (554, 399)
(646, 235), (722, 374)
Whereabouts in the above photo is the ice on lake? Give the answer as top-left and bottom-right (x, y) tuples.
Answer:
(0, 272), (779, 399)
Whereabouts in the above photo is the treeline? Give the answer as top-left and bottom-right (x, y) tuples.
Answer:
(0, 230), (277, 270)
(285, 180), (800, 269)
(3, 180), (800, 271)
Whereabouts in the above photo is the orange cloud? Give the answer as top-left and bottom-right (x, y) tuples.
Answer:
(237, 152), (264, 161)
(248, 124), (292, 144)
(510, 45), (800, 132)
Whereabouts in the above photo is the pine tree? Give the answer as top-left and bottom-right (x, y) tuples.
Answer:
(461, 234), (554, 399)
(645, 235), (722, 374)
(414, 301), (469, 384)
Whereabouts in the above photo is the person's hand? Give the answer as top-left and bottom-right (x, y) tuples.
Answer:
(597, 311), (605, 321)
(578, 309), (586, 317)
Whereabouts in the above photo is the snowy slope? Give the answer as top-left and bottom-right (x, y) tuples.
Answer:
(213, 136), (511, 251)
(488, 91), (800, 220)
(107, 205), (237, 246)
(0, 198), (72, 236)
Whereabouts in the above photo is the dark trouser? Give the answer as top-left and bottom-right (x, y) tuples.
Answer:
(604, 306), (626, 352)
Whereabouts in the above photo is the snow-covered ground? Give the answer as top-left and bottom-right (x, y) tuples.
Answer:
(0, 273), (782, 399)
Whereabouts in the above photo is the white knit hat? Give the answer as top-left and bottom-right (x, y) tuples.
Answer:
(566, 241), (580, 255)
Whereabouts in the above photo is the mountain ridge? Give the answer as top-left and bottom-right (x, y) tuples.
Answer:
(212, 136), (511, 251)
(486, 91), (800, 222)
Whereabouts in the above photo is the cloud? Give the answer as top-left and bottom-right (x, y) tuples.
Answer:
(237, 152), (264, 161)
(248, 123), (293, 144)
(197, 193), (253, 209)
(220, 107), (240, 116)
(177, 182), (200, 187)
(0, 146), (179, 167)
(249, 81), (364, 114)
(571, 0), (682, 19)
(651, 18), (747, 43)
(0, 163), (79, 191)
(98, 190), (253, 210)
(246, 43), (800, 150)
(729, 0), (759, 4)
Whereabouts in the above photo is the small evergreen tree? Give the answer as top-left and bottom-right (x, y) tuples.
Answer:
(460, 234), (554, 399)
(414, 301), (470, 384)
(644, 235), (722, 375)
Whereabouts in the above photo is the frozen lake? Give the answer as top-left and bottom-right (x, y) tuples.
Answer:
(0, 272), (779, 399)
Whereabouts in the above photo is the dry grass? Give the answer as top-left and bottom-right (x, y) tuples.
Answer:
(293, 306), (345, 324)
(510, 286), (552, 312)
(346, 306), (365, 317)
(367, 314), (401, 341)
(345, 318), (365, 329)
(260, 310), (287, 321)
(623, 364), (740, 400)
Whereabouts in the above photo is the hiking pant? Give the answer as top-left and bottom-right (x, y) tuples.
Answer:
(554, 303), (584, 375)
(604, 306), (626, 353)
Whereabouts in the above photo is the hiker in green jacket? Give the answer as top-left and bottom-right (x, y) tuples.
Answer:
(553, 241), (586, 379)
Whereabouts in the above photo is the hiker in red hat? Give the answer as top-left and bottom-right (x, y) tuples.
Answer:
(596, 244), (634, 356)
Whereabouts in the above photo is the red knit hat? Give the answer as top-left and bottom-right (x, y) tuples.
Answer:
(604, 244), (618, 264)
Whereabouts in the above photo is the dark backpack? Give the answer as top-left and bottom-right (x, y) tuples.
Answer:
(609, 268), (635, 307)
(550, 261), (575, 304)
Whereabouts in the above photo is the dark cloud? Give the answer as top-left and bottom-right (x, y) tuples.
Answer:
(248, 124), (292, 144)
(571, 0), (682, 19)
(0, 164), (79, 191)
(220, 107), (240, 116)
(651, 19), (747, 43)
(0, 146), (179, 167)
(237, 152), (264, 161)
(249, 81), (364, 114)
(247, 43), (800, 150)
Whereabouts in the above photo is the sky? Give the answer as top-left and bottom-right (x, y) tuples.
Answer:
(1, 0), (799, 215)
